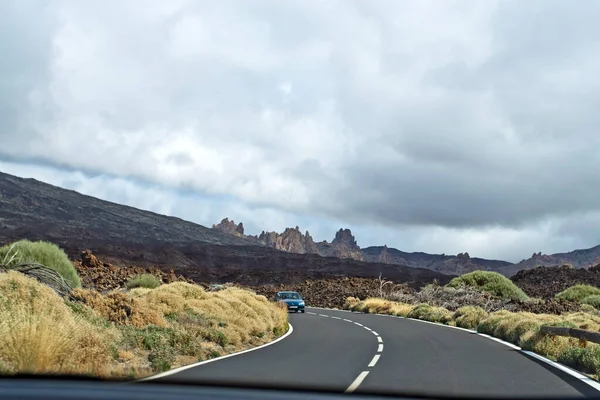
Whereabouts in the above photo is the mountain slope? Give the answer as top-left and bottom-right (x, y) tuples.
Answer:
(0, 172), (257, 247)
(0, 171), (451, 286)
(361, 246), (513, 275)
(506, 245), (600, 276)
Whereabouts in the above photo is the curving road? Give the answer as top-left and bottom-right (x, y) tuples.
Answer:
(156, 308), (600, 398)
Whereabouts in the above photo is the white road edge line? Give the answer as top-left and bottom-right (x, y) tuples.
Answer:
(477, 333), (521, 350)
(522, 351), (600, 391)
(377, 336), (383, 343)
(138, 323), (295, 381)
(368, 354), (381, 368)
(377, 344), (384, 352)
(345, 371), (370, 393)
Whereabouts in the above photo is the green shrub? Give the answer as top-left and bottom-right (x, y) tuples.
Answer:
(0, 240), (81, 288)
(477, 311), (513, 335)
(582, 295), (600, 309)
(407, 303), (453, 324)
(453, 306), (488, 330)
(148, 347), (175, 372)
(202, 329), (228, 347)
(447, 271), (529, 301)
(557, 347), (600, 375)
(556, 285), (600, 302)
(126, 274), (162, 290)
(502, 319), (540, 346)
(579, 304), (598, 315)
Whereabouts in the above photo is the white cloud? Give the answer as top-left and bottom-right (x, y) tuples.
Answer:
(2, 0), (600, 262)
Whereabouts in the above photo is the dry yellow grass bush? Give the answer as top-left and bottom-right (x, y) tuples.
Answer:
(453, 306), (489, 329)
(0, 271), (115, 376)
(131, 284), (288, 348)
(345, 297), (414, 317)
(72, 288), (167, 328)
(0, 271), (288, 379)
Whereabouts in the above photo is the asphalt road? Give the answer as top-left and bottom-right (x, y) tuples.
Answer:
(159, 308), (600, 398)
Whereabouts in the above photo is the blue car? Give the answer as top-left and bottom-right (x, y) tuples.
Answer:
(276, 291), (305, 313)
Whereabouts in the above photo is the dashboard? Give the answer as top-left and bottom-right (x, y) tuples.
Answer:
(0, 377), (589, 400)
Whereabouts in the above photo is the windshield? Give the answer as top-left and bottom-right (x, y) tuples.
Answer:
(2, 1), (600, 399)
(279, 293), (301, 299)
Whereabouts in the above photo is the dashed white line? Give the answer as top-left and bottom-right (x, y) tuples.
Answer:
(306, 310), (381, 393)
(307, 312), (317, 315)
(368, 354), (381, 368)
(345, 371), (370, 393)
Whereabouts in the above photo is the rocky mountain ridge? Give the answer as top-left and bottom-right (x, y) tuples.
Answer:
(213, 217), (600, 276)
(213, 218), (363, 260)
(212, 217), (513, 275)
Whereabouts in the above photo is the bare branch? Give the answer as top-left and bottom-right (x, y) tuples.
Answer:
(0, 262), (74, 299)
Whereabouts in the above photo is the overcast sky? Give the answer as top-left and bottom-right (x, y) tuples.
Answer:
(2, 0), (600, 263)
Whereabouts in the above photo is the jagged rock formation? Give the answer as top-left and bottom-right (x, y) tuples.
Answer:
(212, 218), (515, 274)
(255, 226), (318, 254)
(212, 218), (245, 237)
(213, 219), (364, 260)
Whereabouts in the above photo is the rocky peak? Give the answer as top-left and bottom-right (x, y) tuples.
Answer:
(332, 228), (358, 247)
(329, 228), (363, 261)
(211, 219), (363, 261)
(257, 225), (317, 254)
(212, 217), (244, 237)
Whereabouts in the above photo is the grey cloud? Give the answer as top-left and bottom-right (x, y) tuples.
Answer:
(2, 0), (600, 261)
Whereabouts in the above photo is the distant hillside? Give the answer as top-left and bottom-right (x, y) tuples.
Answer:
(213, 217), (515, 275)
(506, 245), (600, 276)
(361, 246), (513, 276)
(0, 172), (255, 248)
(0, 171), (451, 286)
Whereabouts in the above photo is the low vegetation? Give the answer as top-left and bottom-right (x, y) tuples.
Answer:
(556, 285), (600, 302)
(0, 271), (115, 375)
(125, 274), (162, 290)
(453, 306), (489, 329)
(582, 295), (600, 310)
(447, 271), (529, 301)
(0, 240), (81, 288)
(0, 271), (288, 378)
(385, 282), (504, 312)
